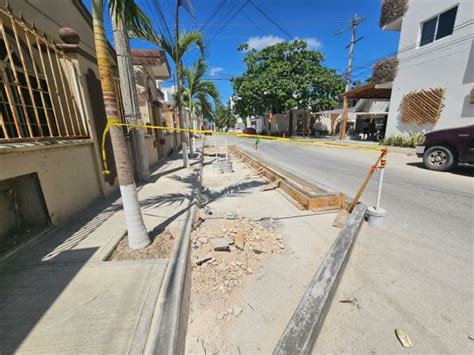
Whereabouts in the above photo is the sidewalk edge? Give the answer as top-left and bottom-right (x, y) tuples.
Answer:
(273, 203), (367, 355)
(142, 155), (203, 355)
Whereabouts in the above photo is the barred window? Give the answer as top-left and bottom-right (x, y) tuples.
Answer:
(0, 8), (88, 142)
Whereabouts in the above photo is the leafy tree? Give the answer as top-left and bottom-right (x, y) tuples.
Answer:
(232, 40), (344, 117)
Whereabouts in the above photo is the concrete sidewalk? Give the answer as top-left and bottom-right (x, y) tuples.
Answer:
(0, 155), (200, 354)
(316, 224), (473, 354)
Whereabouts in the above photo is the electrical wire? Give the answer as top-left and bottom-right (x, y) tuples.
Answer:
(248, 0), (293, 40)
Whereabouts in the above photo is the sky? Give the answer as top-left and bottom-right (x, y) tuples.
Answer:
(85, 0), (401, 103)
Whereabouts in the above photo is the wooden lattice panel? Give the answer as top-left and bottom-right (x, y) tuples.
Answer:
(401, 87), (445, 125)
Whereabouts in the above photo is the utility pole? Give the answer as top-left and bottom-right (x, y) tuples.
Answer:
(175, 0), (190, 168)
(335, 14), (366, 140)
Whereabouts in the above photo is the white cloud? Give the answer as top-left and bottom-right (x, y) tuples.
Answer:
(245, 35), (322, 51)
(246, 35), (285, 50)
(301, 37), (322, 50)
(209, 67), (224, 76)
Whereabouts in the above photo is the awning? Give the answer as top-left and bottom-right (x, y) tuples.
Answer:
(131, 49), (167, 66)
(345, 82), (392, 99)
(131, 49), (171, 80)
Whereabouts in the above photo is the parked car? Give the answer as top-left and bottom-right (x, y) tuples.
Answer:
(416, 125), (474, 171)
(242, 127), (257, 135)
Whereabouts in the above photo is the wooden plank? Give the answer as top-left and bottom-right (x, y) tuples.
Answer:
(0, 61), (22, 137)
(10, 15), (43, 136)
(63, 59), (83, 136)
(0, 109), (9, 138)
(53, 45), (76, 136)
(45, 40), (68, 136)
(23, 28), (54, 136)
(0, 18), (33, 137)
(35, 34), (61, 136)
(308, 195), (341, 211)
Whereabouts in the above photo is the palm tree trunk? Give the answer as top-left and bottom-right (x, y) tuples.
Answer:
(111, 12), (150, 182)
(92, 0), (150, 249)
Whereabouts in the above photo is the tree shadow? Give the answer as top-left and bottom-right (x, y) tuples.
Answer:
(0, 247), (97, 354)
(406, 162), (474, 177)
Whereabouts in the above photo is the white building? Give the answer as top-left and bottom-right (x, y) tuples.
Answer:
(381, 0), (474, 136)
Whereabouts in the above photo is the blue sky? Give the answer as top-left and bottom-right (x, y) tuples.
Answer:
(86, 0), (401, 102)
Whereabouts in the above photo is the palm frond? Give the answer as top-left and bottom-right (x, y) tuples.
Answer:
(108, 0), (153, 38)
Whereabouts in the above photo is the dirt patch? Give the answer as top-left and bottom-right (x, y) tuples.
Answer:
(109, 231), (175, 261)
(191, 214), (283, 308)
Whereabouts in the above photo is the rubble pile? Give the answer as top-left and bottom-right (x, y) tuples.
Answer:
(191, 211), (283, 302)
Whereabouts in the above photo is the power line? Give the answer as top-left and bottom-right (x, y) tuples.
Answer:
(208, 0), (250, 43)
(199, 0), (228, 31)
(340, 19), (474, 79)
(248, 0), (293, 40)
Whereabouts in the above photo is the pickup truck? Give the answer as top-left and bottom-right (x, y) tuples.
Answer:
(416, 125), (474, 171)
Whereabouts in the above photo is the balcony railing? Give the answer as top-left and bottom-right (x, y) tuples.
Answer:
(370, 57), (399, 84)
(380, 0), (408, 29)
(0, 7), (89, 143)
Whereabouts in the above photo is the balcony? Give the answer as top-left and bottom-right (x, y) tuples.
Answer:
(379, 0), (408, 31)
(370, 57), (399, 84)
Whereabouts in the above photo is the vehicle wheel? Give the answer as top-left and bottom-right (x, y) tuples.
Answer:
(423, 145), (457, 171)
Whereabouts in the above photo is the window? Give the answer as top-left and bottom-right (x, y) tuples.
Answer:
(0, 8), (88, 142)
(420, 6), (458, 47)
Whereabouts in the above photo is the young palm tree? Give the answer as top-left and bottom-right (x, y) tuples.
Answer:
(92, 0), (150, 249)
(182, 57), (220, 150)
(215, 104), (237, 129)
(150, 31), (205, 167)
(183, 57), (220, 117)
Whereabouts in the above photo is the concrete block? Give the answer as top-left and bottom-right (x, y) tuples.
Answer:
(210, 237), (230, 252)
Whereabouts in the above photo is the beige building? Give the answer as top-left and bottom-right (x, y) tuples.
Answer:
(0, 1), (173, 249)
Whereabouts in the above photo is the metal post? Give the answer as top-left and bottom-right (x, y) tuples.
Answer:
(225, 137), (228, 161)
(376, 168), (384, 209)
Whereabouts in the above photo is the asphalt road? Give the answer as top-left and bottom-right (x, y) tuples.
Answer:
(226, 136), (474, 352)
(229, 137), (473, 249)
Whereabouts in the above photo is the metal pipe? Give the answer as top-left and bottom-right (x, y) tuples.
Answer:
(376, 168), (384, 209)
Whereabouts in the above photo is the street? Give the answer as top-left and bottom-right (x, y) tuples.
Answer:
(228, 136), (474, 352)
(231, 137), (473, 249)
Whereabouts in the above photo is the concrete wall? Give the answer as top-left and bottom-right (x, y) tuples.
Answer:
(0, 142), (101, 226)
(145, 135), (159, 167)
(386, 0), (474, 136)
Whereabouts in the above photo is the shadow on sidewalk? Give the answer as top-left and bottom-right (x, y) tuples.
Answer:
(0, 247), (97, 354)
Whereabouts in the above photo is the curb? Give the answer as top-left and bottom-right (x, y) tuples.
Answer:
(141, 154), (204, 355)
(273, 203), (367, 355)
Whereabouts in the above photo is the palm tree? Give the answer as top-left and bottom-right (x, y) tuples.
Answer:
(92, 0), (150, 249)
(182, 57), (220, 149)
(150, 31), (205, 167)
(215, 104), (237, 129)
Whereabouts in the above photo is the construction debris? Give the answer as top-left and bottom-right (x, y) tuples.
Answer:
(196, 255), (213, 266)
(234, 234), (245, 250)
(210, 237), (231, 252)
(395, 328), (413, 348)
(191, 215), (283, 301)
(260, 179), (281, 192)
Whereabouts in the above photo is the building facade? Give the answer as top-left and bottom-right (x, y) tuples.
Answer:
(0, 1), (172, 248)
(381, 0), (474, 136)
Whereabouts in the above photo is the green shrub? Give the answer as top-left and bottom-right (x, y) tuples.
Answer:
(381, 133), (424, 148)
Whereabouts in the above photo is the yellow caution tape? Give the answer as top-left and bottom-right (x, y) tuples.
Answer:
(100, 121), (386, 174)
